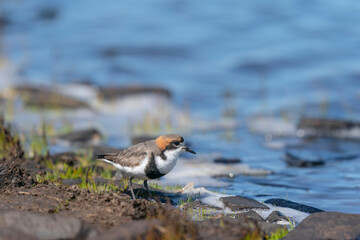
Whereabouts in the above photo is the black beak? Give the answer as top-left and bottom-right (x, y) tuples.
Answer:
(185, 146), (196, 154)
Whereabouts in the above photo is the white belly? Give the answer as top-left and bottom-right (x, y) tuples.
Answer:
(101, 158), (149, 180)
(155, 148), (182, 175)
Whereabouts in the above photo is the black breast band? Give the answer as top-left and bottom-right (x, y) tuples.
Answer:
(145, 152), (165, 179)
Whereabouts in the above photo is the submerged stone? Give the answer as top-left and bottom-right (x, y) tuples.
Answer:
(220, 196), (269, 211)
(265, 211), (289, 223)
(213, 157), (242, 164)
(231, 210), (264, 222)
(298, 117), (360, 139)
(98, 86), (171, 101)
(283, 152), (325, 167)
(265, 198), (323, 213)
(298, 117), (359, 131)
(13, 86), (90, 109)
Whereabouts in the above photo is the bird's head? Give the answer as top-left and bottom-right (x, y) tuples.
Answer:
(156, 134), (196, 154)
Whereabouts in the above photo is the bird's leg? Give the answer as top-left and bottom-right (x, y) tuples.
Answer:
(143, 180), (152, 198)
(128, 177), (136, 199)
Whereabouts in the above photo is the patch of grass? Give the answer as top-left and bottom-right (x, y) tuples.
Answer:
(266, 228), (289, 240)
(285, 215), (296, 230)
(164, 184), (183, 192)
(75, 148), (94, 167)
(132, 180), (183, 193)
(22, 124), (49, 158)
(44, 161), (91, 179)
(36, 158), (96, 187)
(243, 231), (263, 240)
(79, 179), (119, 193)
(37, 161), (120, 193)
(149, 182), (183, 192)
(0, 123), (22, 158)
(36, 172), (61, 185)
(99, 167), (113, 179)
(177, 194), (198, 207)
(192, 206), (218, 221)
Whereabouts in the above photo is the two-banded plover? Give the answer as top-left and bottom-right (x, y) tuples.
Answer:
(97, 134), (195, 199)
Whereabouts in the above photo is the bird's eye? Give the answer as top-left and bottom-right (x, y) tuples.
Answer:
(173, 141), (180, 146)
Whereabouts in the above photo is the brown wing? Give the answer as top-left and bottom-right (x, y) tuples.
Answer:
(97, 140), (155, 168)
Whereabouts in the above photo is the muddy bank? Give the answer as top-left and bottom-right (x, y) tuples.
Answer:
(0, 123), (281, 239)
(0, 185), (170, 228)
(0, 185), (286, 240)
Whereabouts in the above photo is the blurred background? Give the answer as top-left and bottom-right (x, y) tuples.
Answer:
(0, 0), (360, 213)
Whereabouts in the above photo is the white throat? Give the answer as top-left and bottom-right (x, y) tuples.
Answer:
(155, 148), (183, 175)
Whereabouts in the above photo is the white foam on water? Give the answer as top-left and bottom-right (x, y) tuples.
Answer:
(158, 155), (271, 188)
(180, 185), (226, 209)
(56, 83), (99, 104)
(334, 127), (360, 140)
(264, 140), (287, 150)
(179, 184), (310, 224)
(255, 204), (310, 224)
(248, 115), (297, 136)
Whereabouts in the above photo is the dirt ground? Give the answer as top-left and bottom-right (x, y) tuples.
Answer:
(0, 185), (156, 228)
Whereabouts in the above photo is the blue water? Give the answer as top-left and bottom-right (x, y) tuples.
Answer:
(2, 0), (360, 213)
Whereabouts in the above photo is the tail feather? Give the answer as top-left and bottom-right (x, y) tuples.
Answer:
(96, 152), (117, 160)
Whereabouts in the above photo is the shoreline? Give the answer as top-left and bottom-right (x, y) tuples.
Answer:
(1, 120), (360, 239)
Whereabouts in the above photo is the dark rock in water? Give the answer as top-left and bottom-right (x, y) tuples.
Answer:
(283, 212), (360, 240)
(108, 64), (136, 75)
(298, 117), (360, 139)
(57, 128), (102, 145)
(90, 219), (162, 240)
(13, 86), (90, 109)
(99, 45), (188, 59)
(298, 117), (359, 131)
(284, 152), (325, 167)
(265, 211), (288, 223)
(98, 86), (171, 100)
(49, 152), (79, 166)
(265, 198), (323, 213)
(220, 196), (269, 211)
(131, 135), (156, 145)
(232, 210), (264, 222)
(214, 157), (242, 164)
(0, 14), (11, 27)
(0, 210), (98, 240)
(38, 7), (59, 20)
